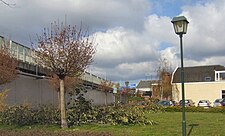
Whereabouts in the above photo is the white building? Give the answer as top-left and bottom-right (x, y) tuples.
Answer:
(171, 65), (225, 105)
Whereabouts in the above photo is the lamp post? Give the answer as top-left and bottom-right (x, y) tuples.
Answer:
(171, 16), (189, 136)
(124, 81), (129, 103)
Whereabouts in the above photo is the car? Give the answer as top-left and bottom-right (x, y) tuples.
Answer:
(179, 99), (195, 107)
(213, 98), (225, 107)
(172, 100), (178, 106)
(197, 100), (211, 108)
(157, 100), (174, 106)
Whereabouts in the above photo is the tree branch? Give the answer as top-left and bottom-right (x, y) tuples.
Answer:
(0, 0), (16, 7)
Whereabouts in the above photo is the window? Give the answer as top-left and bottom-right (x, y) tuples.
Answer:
(221, 73), (225, 80)
(142, 91), (152, 97)
(222, 90), (225, 98)
(204, 77), (211, 81)
(24, 48), (31, 63)
(11, 42), (18, 58)
(215, 71), (225, 81)
(18, 44), (24, 61)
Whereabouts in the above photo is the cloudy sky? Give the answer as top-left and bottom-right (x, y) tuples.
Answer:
(1, 0), (225, 84)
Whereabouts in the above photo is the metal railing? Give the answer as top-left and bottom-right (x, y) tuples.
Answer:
(0, 36), (107, 85)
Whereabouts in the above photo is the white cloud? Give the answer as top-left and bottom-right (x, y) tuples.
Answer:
(0, 0), (150, 45)
(88, 0), (225, 81)
(181, 1), (225, 60)
(2, 0), (225, 82)
(94, 27), (159, 68)
(92, 14), (176, 80)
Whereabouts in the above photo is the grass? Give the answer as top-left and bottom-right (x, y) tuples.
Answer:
(72, 112), (225, 136)
(1, 112), (225, 135)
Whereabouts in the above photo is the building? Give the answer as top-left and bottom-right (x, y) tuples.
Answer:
(136, 80), (156, 97)
(171, 65), (225, 104)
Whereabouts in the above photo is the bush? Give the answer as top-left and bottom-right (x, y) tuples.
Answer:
(164, 106), (225, 113)
(0, 89), (9, 111)
(128, 96), (144, 102)
(142, 103), (163, 113)
(0, 105), (60, 126)
(67, 94), (155, 126)
(0, 105), (33, 126)
(67, 94), (97, 126)
(0, 90), (157, 127)
(128, 100), (162, 113)
(94, 105), (155, 125)
(33, 105), (60, 125)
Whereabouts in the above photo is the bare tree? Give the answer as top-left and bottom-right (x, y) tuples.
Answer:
(0, 48), (17, 85)
(0, 43), (18, 110)
(35, 22), (95, 128)
(154, 58), (172, 100)
(0, 0), (15, 7)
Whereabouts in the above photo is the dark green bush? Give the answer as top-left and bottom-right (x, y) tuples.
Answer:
(127, 100), (162, 113)
(94, 105), (154, 125)
(67, 94), (155, 126)
(142, 103), (163, 113)
(33, 105), (60, 125)
(67, 94), (97, 126)
(0, 104), (155, 127)
(66, 84), (155, 126)
(0, 88), (157, 127)
(0, 105), (33, 126)
(164, 106), (225, 113)
(0, 105), (60, 126)
(128, 96), (144, 102)
(148, 98), (160, 104)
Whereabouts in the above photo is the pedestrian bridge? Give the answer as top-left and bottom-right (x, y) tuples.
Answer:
(0, 36), (106, 87)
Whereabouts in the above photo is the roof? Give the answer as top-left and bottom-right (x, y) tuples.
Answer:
(136, 80), (157, 88)
(172, 65), (225, 83)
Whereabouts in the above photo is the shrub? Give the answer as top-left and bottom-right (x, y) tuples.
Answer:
(33, 105), (60, 125)
(142, 103), (163, 113)
(164, 106), (225, 113)
(0, 89), (8, 111)
(0, 105), (60, 126)
(0, 89), (157, 127)
(0, 105), (33, 126)
(67, 88), (96, 126)
(67, 98), (155, 126)
(128, 96), (144, 102)
(67, 85), (155, 126)
(94, 105), (154, 125)
(128, 100), (162, 113)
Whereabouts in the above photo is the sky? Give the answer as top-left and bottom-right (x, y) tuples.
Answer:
(1, 0), (225, 85)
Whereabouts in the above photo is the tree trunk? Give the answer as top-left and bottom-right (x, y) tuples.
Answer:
(160, 86), (163, 100)
(60, 78), (68, 128)
(105, 91), (108, 106)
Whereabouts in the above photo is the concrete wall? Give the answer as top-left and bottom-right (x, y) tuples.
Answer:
(84, 90), (115, 106)
(1, 74), (115, 107)
(172, 82), (225, 105)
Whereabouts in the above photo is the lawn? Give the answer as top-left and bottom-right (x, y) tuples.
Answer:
(1, 112), (225, 136)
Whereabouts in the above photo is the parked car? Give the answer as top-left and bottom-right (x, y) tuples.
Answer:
(172, 100), (178, 106)
(197, 100), (211, 108)
(213, 98), (225, 107)
(179, 99), (195, 107)
(157, 100), (174, 107)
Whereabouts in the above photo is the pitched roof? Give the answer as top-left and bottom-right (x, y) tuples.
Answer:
(136, 80), (157, 88)
(172, 65), (225, 83)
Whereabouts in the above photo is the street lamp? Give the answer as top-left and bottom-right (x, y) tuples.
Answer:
(124, 81), (129, 103)
(171, 16), (189, 136)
